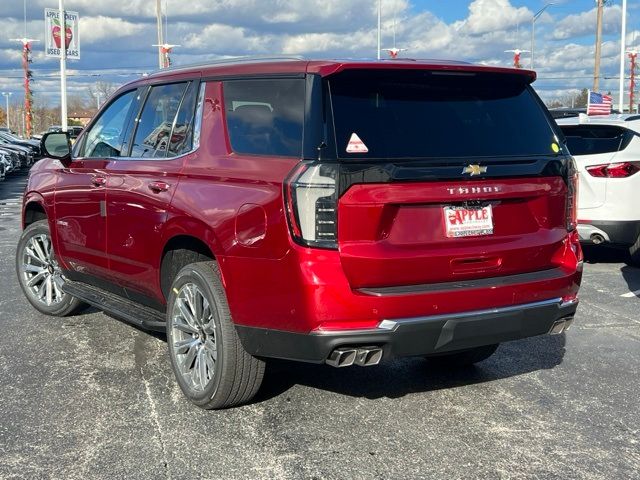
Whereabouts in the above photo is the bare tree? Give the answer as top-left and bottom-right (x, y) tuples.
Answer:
(86, 81), (118, 110)
(546, 99), (563, 109)
(31, 99), (62, 135)
(559, 88), (589, 108)
(67, 94), (87, 114)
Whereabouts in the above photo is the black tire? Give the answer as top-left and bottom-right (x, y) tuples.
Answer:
(627, 235), (640, 267)
(16, 219), (84, 316)
(425, 344), (499, 368)
(166, 261), (265, 409)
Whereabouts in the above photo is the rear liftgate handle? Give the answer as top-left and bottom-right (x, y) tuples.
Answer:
(450, 256), (502, 274)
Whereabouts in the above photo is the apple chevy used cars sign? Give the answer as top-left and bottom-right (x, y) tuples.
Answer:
(44, 8), (80, 60)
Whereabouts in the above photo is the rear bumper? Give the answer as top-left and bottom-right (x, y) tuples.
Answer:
(578, 220), (640, 245)
(235, 297), (579, 364)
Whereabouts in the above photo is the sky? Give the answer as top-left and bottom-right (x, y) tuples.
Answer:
(1, 0), (640, 107)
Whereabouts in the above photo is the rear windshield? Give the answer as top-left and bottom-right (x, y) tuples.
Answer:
(327, 70), (559, 160)
(560, 124), (633, 156)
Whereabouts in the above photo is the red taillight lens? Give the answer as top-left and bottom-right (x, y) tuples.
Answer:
(586, 162), (639, 178)
(566, 158), (578, 232)
(284, 163), (339, 249)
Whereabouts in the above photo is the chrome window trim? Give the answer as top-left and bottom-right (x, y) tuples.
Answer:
(72, 82), (206, 163)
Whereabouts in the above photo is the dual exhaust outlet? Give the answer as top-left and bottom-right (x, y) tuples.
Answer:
(327, 315), (576, 366)
(549, 315), (575, 335)
(326, 346), (383, 368)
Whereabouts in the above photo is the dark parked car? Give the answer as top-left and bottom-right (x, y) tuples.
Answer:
(17, 58), (582, 409)
(0, 139), (31, 168)
(0, 131), (40, 162)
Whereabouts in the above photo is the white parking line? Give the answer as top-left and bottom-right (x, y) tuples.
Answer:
(620, 290), (640, 298)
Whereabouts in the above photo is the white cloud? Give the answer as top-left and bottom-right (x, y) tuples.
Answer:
(454, 0), (532, 35)
(0, 0), (632, 107)
(79, 16), (145, 44)
(553, 5), (622, 40)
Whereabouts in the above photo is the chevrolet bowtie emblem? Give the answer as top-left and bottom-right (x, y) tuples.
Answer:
(462, 164), (487, 176)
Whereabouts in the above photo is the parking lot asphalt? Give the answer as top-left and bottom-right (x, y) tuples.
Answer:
(0, 172), (638, 480)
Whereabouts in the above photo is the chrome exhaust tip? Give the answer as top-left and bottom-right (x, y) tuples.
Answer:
(563, 316), (574, 331)
(326, 348), (357, 367)
(549, 316), (575, 335)
(354, 346), (383, 367)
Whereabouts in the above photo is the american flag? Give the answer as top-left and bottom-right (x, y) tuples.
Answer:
(587, 91), (613, 116)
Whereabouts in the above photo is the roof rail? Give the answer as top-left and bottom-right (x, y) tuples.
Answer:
(148, 55), (308, 77)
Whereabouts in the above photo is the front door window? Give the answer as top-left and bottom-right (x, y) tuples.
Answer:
(81, 90), (137, 158)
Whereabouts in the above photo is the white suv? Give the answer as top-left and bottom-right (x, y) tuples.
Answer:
(557, 114), (640, 266)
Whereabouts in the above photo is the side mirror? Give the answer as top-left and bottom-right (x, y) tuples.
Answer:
(41, 132), (72, 163)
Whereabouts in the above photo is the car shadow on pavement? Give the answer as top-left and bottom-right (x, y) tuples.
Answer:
(582, 245), (630, 264)
(99, 308), (567, 402)
(253, 334), (566, 403)
(621, 266), (640, 298)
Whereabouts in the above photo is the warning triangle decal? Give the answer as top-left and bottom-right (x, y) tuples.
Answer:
(346, 133), (369, 153)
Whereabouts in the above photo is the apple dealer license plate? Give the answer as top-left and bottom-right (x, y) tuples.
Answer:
(444, 205), (494, 238)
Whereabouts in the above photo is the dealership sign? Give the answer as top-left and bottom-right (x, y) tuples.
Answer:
(44, 8), (80, 59)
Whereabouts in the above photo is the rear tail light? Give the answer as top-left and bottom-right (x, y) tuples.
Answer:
(285, 163), (338, 249)
(566, 158), (578, 232)
(586, 162), (639, 178)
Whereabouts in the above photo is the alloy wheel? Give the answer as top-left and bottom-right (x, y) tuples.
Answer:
(19, 233), (66, 306)
(170, 283), (218, 392)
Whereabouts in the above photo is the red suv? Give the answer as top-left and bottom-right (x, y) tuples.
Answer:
(17, 58), (582, 409)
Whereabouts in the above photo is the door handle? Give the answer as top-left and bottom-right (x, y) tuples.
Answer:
(91, 176), (107, 187)
(148, 181), (170, 193)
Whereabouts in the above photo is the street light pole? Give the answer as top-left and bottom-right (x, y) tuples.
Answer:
(58, 0), (68, 132)
(377, 0), (382, 60)
(619, 0), (628, 112)
(531, 3), (554, 70)
(1, 92), (11, 130)
(156, 0), (164, 69)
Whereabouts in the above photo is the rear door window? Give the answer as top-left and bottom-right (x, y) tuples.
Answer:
(130, 82), (189, 158)
(327, 70), (559, 160)
(223, 79), (304, 157)
(560, 125), (633, 156)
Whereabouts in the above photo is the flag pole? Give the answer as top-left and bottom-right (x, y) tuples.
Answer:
(619, 0), (628, 112)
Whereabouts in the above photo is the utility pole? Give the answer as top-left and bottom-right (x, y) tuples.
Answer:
(593, 0), (605, 92)
(156, 0), (164, 69)
(628, 50), (637, 113)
